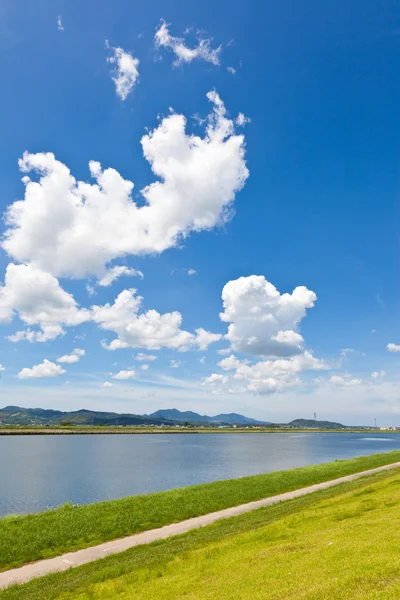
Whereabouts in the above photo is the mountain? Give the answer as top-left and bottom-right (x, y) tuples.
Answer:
(0, 406), (350, 429)
(147, 408), (269, 425)
(288, 419), (347, 429)
(0, 406), (171, 427)
(0, 406), (270, 426)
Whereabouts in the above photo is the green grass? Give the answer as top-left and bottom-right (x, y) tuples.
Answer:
(1, 451), (400, 573)
(3, 466), (400, 599)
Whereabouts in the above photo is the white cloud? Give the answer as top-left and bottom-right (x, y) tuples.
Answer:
(57, 348), (85, 364)
(135, 353), (157, 361)
(195, 328), (222, 350)
(0, 365), (5, 371)
(218, 354), (243, 370)
(155, 20), (221, 67)
(233, 352), (328, 394)
(86, 285), (96, 297)
(57, 16), (64, 31)
(170, 359), (182, 368)
(187, 269), (196, 276)
(227, 66), (236, 75)
(1, 263), (90, 342)
(140, 364), (149, 371)
(92, 289), (221, 351)
(106, 43), (139, 100)
(101, 381), (113, 388)
(3, 93), (247, 279)
(98, 266), (144, 287)
(387, 343), (400, 353)
(17, 359), (66, 379)
(203, 351), (329, 395)
(203, 373), (228, 385)
(112, 369), (136, 380)
(200, 356), (206, 364)
(220, 275), (316, 357)
(340, 348), (355, 360)
(330, 375), (363, 387)
(217, 347), (231, 356)
(371, 370), (386, 380)
(236, 113), (251, 126)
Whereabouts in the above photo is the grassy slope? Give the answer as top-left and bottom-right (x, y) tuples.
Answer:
(1, 451), (400, 572)
(3, 466), (400, 600)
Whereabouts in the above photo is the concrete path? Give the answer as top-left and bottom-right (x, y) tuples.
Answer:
(1, 461), (400, 590)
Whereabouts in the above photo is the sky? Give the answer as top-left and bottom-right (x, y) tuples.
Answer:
(0, 0), (400, 425)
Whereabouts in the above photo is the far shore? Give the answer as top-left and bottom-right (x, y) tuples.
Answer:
(0, 426), (397, 435)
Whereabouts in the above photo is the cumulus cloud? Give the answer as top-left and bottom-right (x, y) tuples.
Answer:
(234, 352), (328, 394)
(204, 352), (328, 395)
(3, 93), (247, 279)
(101, 381), (113, 388)
(195, 328), (222, 350)
(140, 364), (149, 371)
(227, 66), (236, 75)
(0, 365), (5, 371)
(135, 353), (157, 361)
(187, 269), (196, 276)
(387, 343), (400, 353)
(1, 263), (90, 342)
(57, 348), (85, 364)
(98, 266), (144, 287)
(203, 373), (228, 385)
(218, 354), (244, 370)
(106, 43), (139, 100)
(112, 369), (136, 380)
(220, 275), (316, 357)
(92, 288), (221, 352)
(57, 16), (64, 31)
(17, 359), (66, 379)
(155, 20), (221, 67)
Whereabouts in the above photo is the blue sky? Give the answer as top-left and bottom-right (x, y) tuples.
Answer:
(0, 0), (400, 424)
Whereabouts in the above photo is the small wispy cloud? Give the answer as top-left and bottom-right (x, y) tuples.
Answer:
(57, 16), (64, 32)
(154, 19), (221, 67)
(106, 41), (139, 101)
(170, 359), (182, 368)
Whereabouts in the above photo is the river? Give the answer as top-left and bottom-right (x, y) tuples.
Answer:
(1, 432), (399, 516)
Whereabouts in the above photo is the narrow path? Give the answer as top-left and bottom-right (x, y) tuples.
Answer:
(1, 461), (400, 590)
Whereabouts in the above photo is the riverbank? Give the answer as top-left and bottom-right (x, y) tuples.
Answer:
(2, 461), (400, 599)
(1, 451), (399, 573)
(0, 426), (395, 435)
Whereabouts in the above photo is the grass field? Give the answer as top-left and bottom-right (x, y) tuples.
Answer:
(2, 465), (400, 599)
(1, 451), (399, 573)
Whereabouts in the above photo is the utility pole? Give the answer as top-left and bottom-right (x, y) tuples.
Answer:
(314, 412), (317, 422)
(374, 418), (377, 429)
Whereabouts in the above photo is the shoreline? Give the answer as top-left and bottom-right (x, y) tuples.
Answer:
(2, 459), (400, 590)
(1, 450), (400, 574)
(0, 427), (397, 435)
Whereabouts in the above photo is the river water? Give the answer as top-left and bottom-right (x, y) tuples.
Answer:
(1, 432), (399, 516)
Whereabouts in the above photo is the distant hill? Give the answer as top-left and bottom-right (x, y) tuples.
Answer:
(288, 418), (347, 429)
(147, 408), (269, 426)
(0, 406), (270, 427)
(0, 406), (171, 427)
(0, 406), (352, 429)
